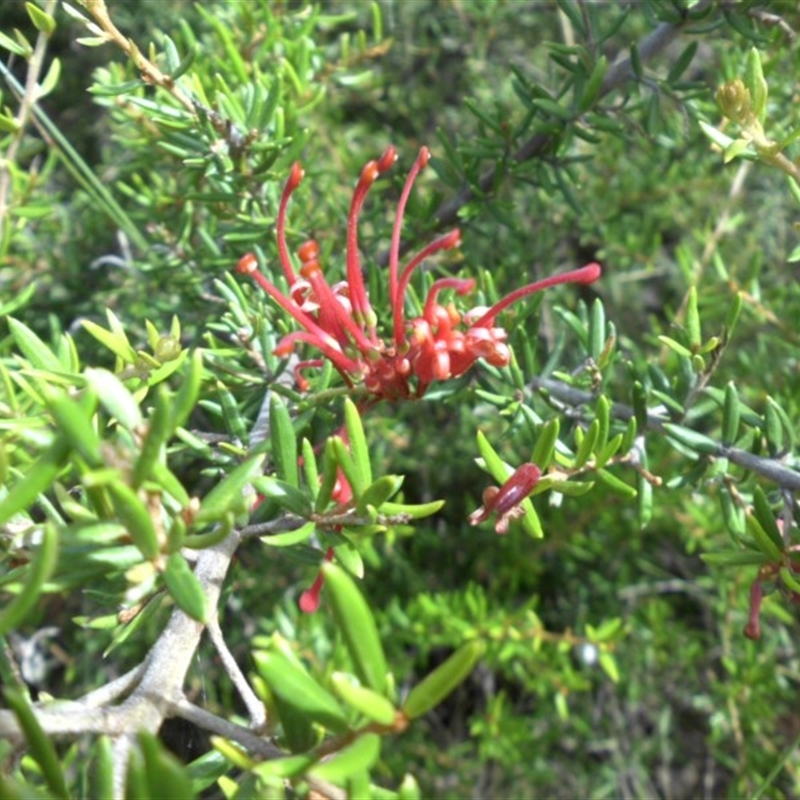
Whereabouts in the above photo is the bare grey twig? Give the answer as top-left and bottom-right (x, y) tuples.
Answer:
(529, 375), (800, 492)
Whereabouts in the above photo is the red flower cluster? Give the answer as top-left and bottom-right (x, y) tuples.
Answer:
(237, 146), (601, 400)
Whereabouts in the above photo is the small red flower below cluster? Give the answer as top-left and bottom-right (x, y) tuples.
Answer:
(237, 146), (601, 400)
(469, 463), (542, 535)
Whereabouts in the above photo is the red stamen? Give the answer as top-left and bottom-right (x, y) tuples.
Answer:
(297, 240), (376, 355)
(472, 263), (601, 329)
(347, 147), (397, 333)
(277, 163), (305, 284)
(393, 229), (462, 346)
(423, 277), (475, 323)
(389, 147), (430, 308)
(274, 330), (362, 376)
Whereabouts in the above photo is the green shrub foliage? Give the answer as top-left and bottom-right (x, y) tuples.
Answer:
(2, 1), (800, 797)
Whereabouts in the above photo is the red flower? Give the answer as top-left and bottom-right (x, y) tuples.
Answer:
(469, 463), (542, 535)
(237, 146), (601, 400)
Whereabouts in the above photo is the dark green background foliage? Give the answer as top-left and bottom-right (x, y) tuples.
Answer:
(2, 1), (800, 798)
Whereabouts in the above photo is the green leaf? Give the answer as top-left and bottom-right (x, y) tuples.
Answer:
(254, 650), (349, 733)
(531, 418), (559, 470)
(595, 394), (610, 455)
(39, 56), (60, 98)
(301, 438), (319, 500)
(25, 2), (56, 35)
(379, 499), (445, 520)
(85, 368), (143, 431)
(598, 650), (620, 683)
(108, 482), (159, 560)
(700, 122), (733, 148)
(764, 396), (793, 455)
(752, 486), (783, 554)
(315, 438), (340, 513)
(332, 436), (363, 498)
(663, 424), (719, 456)
(343, 397), (372, 492)
(475, 429), (508, 480)
(332, 539), (364, 579)
(700, 551), (769, 567)
(253, 476), (312, 517)
(685, 286), (701, 349)
(657, 335), (692, 359)
(3, 687), (69, 799)
(589, 297), (605, 362)
(131, 388), (171, 489)
(573, 419), (599, 468)
(579, 54), (607, 112)
(723, 138), (753, 163)
(260, 521), (316, 548)
(0, 436), (69, 526)
(270, 395), (298, 487)
(330, 673), (396, 725)
(0, 29), (31, 57)
(8, 317), (63, 373)
(0, 281), (35, 317)
(170, 349), (203, 433)
(42, 385), (103, 467)
(356, 475), (403, 516)
(162, 553), (208, 623)
(0, 522), (58, 637)
(402, 640), (485, 720)
(747, 514), (782, 562)
(322, 562), (387, 695)
(310, 733), (381, 784)
(744, 46), (767, 122)
(138, 731), (195, 800)
(667, 41), (697, 84)
(721, 382), (740, 446)
(81, 317), (137, 363)
(195, 454), (265, 524)
(90, 737), (115, 800)
(596, 468), (637, 498)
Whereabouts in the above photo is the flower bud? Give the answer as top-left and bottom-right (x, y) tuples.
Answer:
(716, 79), (751, 124)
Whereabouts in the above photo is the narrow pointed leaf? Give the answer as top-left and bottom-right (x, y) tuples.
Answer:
(722, 382), (740, 446)
(379, 499), (445, 520)
(163, 553), (208, 623)
(701, 551), (769, 567)
(402, 640), (485, 719)
(42, 386), (103, 467)
(3, 687), (69, 799)
(196, 454), (265, 523)
(531, 418), (559, 470)
(132, 388), (171, 489)
(752, 486), (783, 553)
(0, 522), (58, 637)
(108, 482), (159, 560)
(270, 395), (298, 487)
(331, 673), (396, 725)
(344, 397), (372, 489)
(253, 476), (312, 517)
(310, 733), (381, 783)
(85, 368), (142, 431)
(8, 317), (63, 372)
(171, 349), (203, 433)
(574, 419), (599, 468)
(322, 562), (387, 695)
(356, 475), (403, 516)
(253, 651), (349, 732)
(0, 436), (69, 525)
